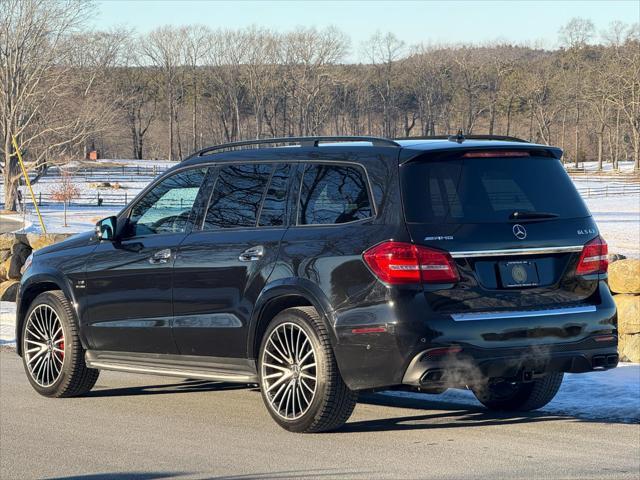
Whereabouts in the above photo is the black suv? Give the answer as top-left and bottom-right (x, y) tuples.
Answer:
(16, 135), (618, 433)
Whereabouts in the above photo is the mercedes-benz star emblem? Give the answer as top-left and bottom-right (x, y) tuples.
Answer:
(513, 224), (527, 240)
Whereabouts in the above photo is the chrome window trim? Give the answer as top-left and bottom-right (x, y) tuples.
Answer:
(450, 245), (583, 258)
(451, 305), (597, 322)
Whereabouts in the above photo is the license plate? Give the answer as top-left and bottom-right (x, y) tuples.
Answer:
(498, 260), (539, 288)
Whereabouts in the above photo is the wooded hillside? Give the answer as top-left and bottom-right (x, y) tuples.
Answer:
(2, 0), (639, 210)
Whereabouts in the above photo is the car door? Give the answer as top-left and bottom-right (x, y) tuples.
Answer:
(84, 167), (208, 354)
(172, 162), (292, 358)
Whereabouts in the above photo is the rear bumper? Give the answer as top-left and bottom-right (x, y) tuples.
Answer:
(402, 343), (618, 389)
(333, 281), (617, 391)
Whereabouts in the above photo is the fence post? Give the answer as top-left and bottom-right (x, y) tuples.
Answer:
(38, 192), (41, 206)
(125, 192), (128, 204)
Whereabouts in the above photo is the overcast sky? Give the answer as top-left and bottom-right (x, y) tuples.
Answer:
(93, 0), (639, 58)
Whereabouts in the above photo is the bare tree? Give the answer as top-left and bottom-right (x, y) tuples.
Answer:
(364, 32), (405, 137)
(50, 170), (79, 227)
(1, 0), (116, 211)
(140, 26), (185, 161)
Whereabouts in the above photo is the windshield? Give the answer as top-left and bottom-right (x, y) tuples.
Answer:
(401, 155), (590, 224)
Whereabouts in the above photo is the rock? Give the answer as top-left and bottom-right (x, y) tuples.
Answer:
(6, 254), (23, 280)
(609, 259), (640, 294)
(615, 294), (640, 335)
(26, 233), (68, 251)
(11, 241), (31, 261)
(0, 233), (29, 251)
(0, 279), (19, 301)
(0, 234), (14, 250)
(618, 333), (640, 363)
(2, 257), (11, 279)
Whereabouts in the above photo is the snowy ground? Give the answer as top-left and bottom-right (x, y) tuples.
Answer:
(382, 364), (640, 424)
(1, 300), (637, 423)
(583, 195), (640, 258)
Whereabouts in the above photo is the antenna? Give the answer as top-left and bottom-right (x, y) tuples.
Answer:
(448, 129), (465, 144)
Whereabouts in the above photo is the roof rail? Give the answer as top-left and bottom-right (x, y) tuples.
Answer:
(188, 136), (400, 159)
(396, 134), (529, 143)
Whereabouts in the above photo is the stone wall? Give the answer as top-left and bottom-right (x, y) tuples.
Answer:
(609, 259), (640, 363)
(0, 233), (70, 301)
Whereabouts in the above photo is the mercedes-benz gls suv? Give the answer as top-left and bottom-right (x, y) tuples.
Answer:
(16, 135), (618, 433)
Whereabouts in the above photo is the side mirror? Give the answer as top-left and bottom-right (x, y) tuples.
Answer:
(95, 216), (118, 241)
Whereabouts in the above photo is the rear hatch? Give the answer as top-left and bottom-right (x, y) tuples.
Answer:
(400, 148), (603, 313)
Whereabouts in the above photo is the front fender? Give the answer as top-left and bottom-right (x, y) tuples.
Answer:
(16, 270), (81, 356)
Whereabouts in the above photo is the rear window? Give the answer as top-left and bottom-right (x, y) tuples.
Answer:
(401, 156), (590, 224)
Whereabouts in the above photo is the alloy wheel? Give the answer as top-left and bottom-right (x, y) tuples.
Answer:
(261, 322), (317, 420)
(24, 304), (65, 387)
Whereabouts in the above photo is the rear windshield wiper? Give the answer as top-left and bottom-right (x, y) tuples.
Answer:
(509, 210), (559, 220)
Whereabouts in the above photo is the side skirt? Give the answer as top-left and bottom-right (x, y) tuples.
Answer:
(85, 350), (258, 383)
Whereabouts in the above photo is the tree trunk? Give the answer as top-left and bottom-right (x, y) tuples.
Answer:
(597, 129), (603, 171)
(3, 140), (19, 212)
(574, 103), (580, 168)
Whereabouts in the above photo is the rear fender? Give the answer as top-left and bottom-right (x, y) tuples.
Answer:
(247, 278), (336, 360)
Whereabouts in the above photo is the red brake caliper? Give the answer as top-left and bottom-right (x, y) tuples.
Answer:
(57, 337), (65, 360)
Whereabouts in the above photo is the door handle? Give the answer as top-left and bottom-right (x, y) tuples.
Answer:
(239, 245), (265, 262)
(149, 248), (172, 264)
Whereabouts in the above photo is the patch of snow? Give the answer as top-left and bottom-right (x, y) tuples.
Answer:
(11, 205), (120, 234)
(0, 301), (16, 347)
(584, 195), (640, 258)
(382, 363), (640, 423)
(569, 161), (637, 173)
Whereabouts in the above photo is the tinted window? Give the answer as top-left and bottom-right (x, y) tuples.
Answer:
(298, 164), (373, 225)
(401, 156), (590, 224)
(258, 163), (291, 227)
(129, 168), (206, 236)
(203, 163), (272, 229)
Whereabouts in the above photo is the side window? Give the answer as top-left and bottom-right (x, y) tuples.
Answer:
(298, 164), (373, 225)
(203, 163), (272, 229)
(128, 168), (206, 236)
(258, 163), (291, 227)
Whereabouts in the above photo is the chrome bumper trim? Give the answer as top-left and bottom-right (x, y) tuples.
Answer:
(451, 305), (597, 322)
(450, 245), (583, 258)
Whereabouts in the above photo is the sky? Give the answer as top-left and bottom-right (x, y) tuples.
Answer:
(93, 0), (638, 59)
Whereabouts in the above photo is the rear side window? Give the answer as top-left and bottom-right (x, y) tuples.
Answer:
(298, 164), (373, 225)
(203, 163), (272, 229)
(401, 156), (590, 224)
(258, 163), (291, 227)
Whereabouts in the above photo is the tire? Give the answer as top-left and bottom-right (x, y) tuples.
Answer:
(21, 291), (99, 397)
(258, 306), (357, 433)
(472, 372), (564, 411)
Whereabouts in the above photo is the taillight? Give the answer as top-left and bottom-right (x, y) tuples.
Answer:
(363, 241), (459, 285)
(576, 236), (608, 275)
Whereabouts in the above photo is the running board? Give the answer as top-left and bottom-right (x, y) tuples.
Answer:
(85, 350), (258, 383)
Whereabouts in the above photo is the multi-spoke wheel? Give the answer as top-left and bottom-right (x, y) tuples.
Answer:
(21, 291), (99, 397)
(24, 304), (65, 387)
(258, 307), (358, 433)
(472, 373), (564, 411)
(261, 322), (317, 420)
